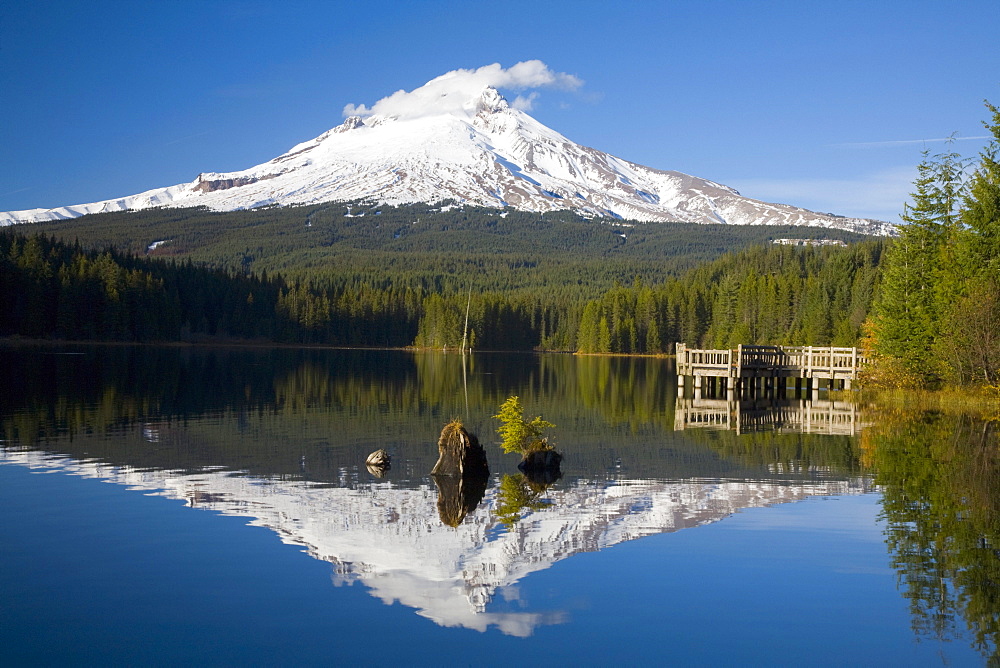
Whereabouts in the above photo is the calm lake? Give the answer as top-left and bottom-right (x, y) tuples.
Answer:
(1, 345), (996, 666)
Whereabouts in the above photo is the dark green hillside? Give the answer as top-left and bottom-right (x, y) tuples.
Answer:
(1, 204), (883, 351)
(26, 202), (870, 296)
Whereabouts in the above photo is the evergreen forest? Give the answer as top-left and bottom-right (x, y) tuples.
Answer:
(0, 223), (882, 354)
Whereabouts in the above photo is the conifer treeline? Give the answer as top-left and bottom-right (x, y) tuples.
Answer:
(0, 234), (423, 345)
(866, 101), (1000, 387)
(576, 242), (881, 353)
(413, 241), (883, 353)
(0, 228), (883, 353)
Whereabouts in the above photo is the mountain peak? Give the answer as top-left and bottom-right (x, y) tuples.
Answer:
(471, 86), (509, 116)
(0, 66), (895, 235)
(335, 115), (366, 132)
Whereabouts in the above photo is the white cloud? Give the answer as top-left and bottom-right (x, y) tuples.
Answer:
(833, 135), (990, 148)
(342, 61), (583, 120)
(511, 92), (539, 111)
(726, 166), (917, 223)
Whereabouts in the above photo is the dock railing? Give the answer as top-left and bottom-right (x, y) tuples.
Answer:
(676, 343), (867, 381)
(674, 344), (733, 377)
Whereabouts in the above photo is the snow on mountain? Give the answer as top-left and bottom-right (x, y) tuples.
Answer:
(1, 447), (870, 636)
(0, 78), (894, 234)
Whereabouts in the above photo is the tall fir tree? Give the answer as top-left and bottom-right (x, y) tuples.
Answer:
(961, 101), (1000, 274)
(940, 100), (1000, 384)
(870, 148), (963, 385)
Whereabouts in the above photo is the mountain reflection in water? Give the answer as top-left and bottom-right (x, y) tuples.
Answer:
(0, 345), (870, 636)
(0, 447), (867, 636)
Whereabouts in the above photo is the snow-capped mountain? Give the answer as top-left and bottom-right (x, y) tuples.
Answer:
(0, 85), (893, 234)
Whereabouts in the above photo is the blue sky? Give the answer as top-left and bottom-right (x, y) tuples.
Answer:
(2, 0), (998, 223)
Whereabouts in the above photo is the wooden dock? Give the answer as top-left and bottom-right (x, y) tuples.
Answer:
(675, 343), (867, 399)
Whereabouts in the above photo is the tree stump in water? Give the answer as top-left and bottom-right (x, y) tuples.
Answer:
(431, 421), (489, 526)
(431, 420), (489, 478)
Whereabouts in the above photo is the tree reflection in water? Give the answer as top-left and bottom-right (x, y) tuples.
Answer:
(864, 408), (1000, 662)
(495, 473), (556, 529)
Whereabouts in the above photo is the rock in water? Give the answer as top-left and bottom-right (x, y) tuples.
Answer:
(431, 420), (489, 478)
(366, 449), (391, 477)
(366, 449), (391, 467)
(519, 449), (562, 469)
(517, 449), (563, 485)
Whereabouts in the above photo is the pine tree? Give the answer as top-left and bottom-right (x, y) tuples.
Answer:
(961, 101), (1000, 274)
(871, 148), (964, 385)
(938, 101), (1000, 384)
(597, 315), (612, 353)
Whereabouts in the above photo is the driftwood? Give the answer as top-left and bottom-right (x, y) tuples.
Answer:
(430, 421), (489, 478)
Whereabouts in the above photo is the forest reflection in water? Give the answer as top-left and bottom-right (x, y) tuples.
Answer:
(0, 345), (997, 659)
(862, 407), (1000, 662)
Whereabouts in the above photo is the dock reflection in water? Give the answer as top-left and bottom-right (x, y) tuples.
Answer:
(674, 396), (866, 435)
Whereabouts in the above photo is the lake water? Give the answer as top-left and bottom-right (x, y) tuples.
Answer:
(1, 345), (996, 665)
